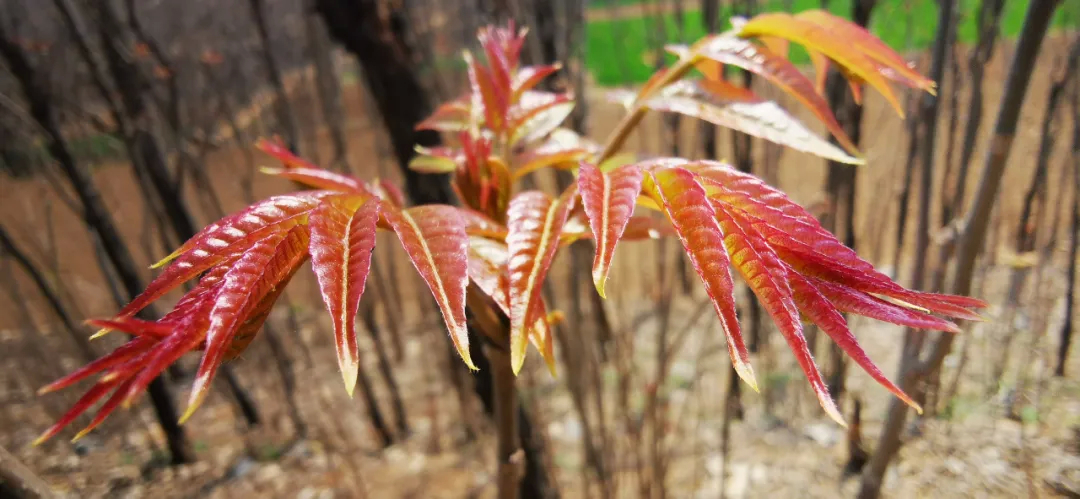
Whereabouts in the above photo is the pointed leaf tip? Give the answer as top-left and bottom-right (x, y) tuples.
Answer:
(309, 196), (379, 398)
(507, 191), (572, 375)
(579, 164), (642, 302)
(385, 205), (475, 370)
(643, 166), (755, 387)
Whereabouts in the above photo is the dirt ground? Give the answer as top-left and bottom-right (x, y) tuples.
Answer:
(2, 35), (1080, 498)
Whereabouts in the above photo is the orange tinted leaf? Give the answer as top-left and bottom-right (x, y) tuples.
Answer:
(796, 10), (935, 94)
(808, 49), (830, 95)
(309, 197), (380, 396)
(758, 36), (790, 59)
(642, 166), (757, 390)
(737, 12), (906, 116)
(506, 191), (572, 374)
(698, 78), (765, 103)
(384, 205), (475, 370)
(714, 202), (842, 424)
(578, 163), (643, 298)
(693, 34), (858, 155)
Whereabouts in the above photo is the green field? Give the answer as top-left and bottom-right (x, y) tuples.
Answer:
(585, 0), (1080, 86)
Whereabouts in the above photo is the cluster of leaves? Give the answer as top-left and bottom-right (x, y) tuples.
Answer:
(38, 12), (985, 443)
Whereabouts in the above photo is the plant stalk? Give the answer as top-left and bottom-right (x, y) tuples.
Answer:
(487, 344), (521, 499)
(597, 56), (699, 163)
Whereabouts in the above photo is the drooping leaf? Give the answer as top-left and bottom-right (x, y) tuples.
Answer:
(384, 204), (475, 370)
(467, 236), (558, 375)
(119, 193), (329, 323)
(34, 377), (126, 445)
(309, 196), (380, 396)
(416, 97), (471, 132)
(787, 271), (920, 411)
(795, 10), (935, 94)
(260, 166), (371, 194)
(506, 190), (573, 374)
(578, 163), (643, 298)
(691, 161), (986, 318)
(737, 12), (907, 116)
(692, 34), (859, 155)
(806, 275), (961, 333)
(642, 166), (757, 390)
(714, 201), (842, 424)
(186, 225), (310, 421)
(38, 336), (158, 395)
(643, 82), (861, 164)
(513, 128), (595, 178)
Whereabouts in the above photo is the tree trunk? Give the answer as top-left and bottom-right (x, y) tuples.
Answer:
(314, 0), (454, 203)
(859, 1), (1060, 496)
(1056, 46), (1080, 377)
(0, 24), (195, 465)
(249, 0), (302, 154)
(0, 225), (95, 360)
(96, 0), (263, 429)
(700, 0), (720, 160)
(305, 2), (350, 171)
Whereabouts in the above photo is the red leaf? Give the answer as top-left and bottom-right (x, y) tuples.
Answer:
(309, 196), (380, 396)
(506, 191), (572, 373)
(642, 166), (757, 390)
(806, 276), (960, 333)
(260, 166), (371, 195)
(715, 201), (841, 424)
(466, 51), (505, 132)
(118, 193), (329, 322)
(513, 64), (561, 100)
(691, 162), (985, 319)
(416, 97), (471, 132)
(788, 272), (920, 411)
(578, 163), (643, 298)
(384, 205), (475, 370)
(186, 225), (310, 421)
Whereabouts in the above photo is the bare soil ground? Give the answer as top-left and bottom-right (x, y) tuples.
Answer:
(2, 35), (1079, 498)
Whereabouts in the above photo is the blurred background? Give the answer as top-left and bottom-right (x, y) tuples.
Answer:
(1, 0), (1079, 497)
